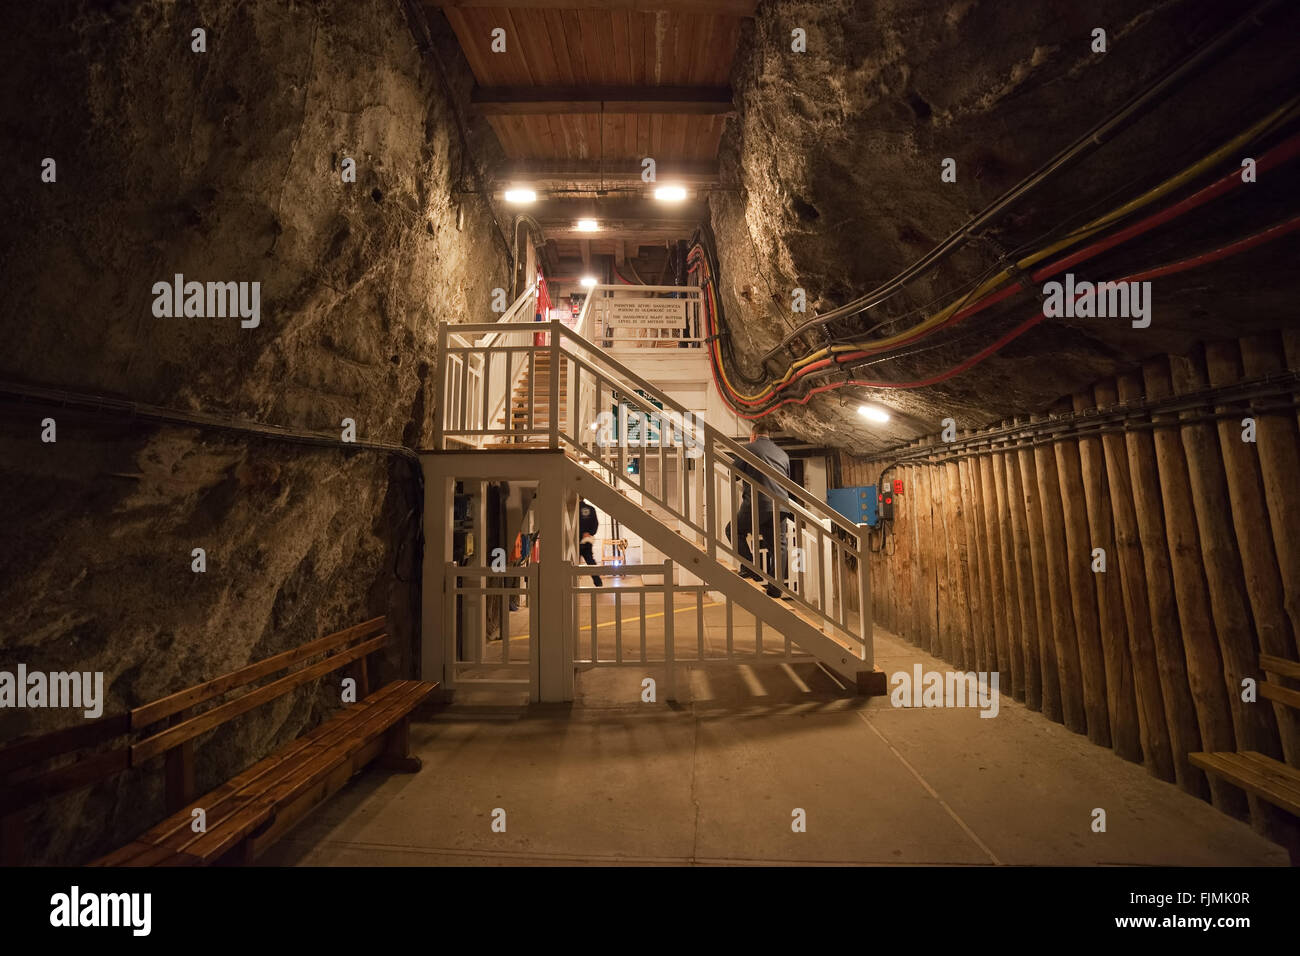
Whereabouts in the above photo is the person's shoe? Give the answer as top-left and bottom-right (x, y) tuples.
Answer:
(764, 585), (781, 598)
(593, 577), (603, 587)
(738, 568), (759, 581)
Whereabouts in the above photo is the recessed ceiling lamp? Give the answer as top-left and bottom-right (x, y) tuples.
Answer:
(579, 275), (598, 288)
(654, 185), (688, 202)
(858, 404), (890, 423)
(575, 219), (599, 232)
(503, 187), (536, 204)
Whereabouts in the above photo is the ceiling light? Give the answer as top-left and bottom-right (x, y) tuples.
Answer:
(858, 404), (890, 423)
(579, 275), (598, 288)
(575, 219), (599, 232)
(654, 185), (688, 202)
(503, 187), (536, 204)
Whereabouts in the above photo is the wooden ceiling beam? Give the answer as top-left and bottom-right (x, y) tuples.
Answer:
(529, 197), (706, 222)
(544, 222), (699, 241)
(494, 159), (721, 186)
(427, 1), (757, 15)
(472, 85), (734, 115)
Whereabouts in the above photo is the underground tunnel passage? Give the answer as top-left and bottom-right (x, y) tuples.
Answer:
(1, 0), (1299, 930)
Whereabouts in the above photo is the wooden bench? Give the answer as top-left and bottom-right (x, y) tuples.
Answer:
(0, 616), (437, 866)
(1190, 652), (1300, 864)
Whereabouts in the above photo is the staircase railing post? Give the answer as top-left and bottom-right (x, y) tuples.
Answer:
(663, 558), (676, 702)
(856, 523), (873, 666)
(433, 321), (448, 450)
(548, 320), (561, 449)
(704, 426), (718, 562)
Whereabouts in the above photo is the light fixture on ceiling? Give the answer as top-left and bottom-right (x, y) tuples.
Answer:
(575, 219), (599, 232)
(503, 187), (537, 204)
(579, 275), (598, 288)
(654, 185), (688, 202)
(858, 404), (891, 424)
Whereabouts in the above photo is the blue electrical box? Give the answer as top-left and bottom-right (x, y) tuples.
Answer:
(827, 485), (877, 527)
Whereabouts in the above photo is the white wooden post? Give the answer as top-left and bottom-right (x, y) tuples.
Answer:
(704, 430), (717, 562)
(548, 320), (561, 449)
(421, 455), (453, 689)
(536, 455), (570, 701)
(470, 479), (487, 664)
(433, 323), (448, 450)
(663, 558), (676, 702)
(857, 523), (873, 665)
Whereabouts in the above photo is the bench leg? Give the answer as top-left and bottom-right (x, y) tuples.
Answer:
(375, 717), (421, 773)
(164, 740), (196, 815)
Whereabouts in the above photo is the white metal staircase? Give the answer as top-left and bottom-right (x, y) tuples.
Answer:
(422, 286), (881, 701)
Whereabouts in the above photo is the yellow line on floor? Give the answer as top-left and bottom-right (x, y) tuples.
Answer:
(510, 601), (721, 640)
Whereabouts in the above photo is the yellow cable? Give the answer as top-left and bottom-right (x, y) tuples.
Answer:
(717, 96), (1300, 404)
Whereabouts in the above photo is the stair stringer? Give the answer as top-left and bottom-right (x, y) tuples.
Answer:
(565, 460), (871, 686)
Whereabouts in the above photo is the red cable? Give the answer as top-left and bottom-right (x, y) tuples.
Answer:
(716, 130), (1300, 411)
(731, 212), (1300, 418)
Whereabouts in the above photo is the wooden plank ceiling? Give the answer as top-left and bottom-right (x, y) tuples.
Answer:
(426, 0), (755, 259)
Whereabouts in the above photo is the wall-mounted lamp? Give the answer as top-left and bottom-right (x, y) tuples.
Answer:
(575, 219), (599, 232)
(858, 404), (890, 424)
(503, 187), (537, 204)
(579, 275), (598, 288)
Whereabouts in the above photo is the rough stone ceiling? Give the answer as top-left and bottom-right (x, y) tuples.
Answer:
(707, 0), (1300, 454)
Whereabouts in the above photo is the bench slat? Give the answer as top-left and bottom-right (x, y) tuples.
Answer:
(0, 749), (131, 816)
(1236, 751), (1300, 790)
(109, 842), (206, 868)
(1260, 654), (1300, 681)
(1260, 681), (1300, 711)
(1189, 751), (1300, 817)
(164, 686), (418, 861)
(107, 696), (394, 857)
(99, 682), (431, 865)
(0, 713), (130, 776)
(131, 617), (386, 730)
(131, 634), (388, 765)
(181, 683), (432, 862)
(255, 682), (433, 809)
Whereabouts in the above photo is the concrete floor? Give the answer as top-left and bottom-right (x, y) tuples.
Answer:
(260, 591), (1289, 866)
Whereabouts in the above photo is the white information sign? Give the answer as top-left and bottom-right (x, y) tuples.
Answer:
(606, 298), (687, 329)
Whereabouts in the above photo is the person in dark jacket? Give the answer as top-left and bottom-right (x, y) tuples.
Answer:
(578, 499), (603, 587)
(734, 425), (792, 597)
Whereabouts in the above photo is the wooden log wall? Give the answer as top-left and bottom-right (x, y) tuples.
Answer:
(841, 332), (1300, 825)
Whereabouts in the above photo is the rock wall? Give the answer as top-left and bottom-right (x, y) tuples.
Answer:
(709, 0), (1300, 452)
(0, 0), (508, 863)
